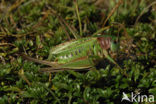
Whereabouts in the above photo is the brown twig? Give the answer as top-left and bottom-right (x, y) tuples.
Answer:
(0, 56), (6, 65)
(50, 9), (72, 40)
(74, 0), (82, 36)
(32, 10), (51, 29)
(50, 9), (79, 40)
(135, 1), (156, 25)
(57, 17), (71, 40)
(18, 69), (31, 86)
(102, 0), (123, 27)
(8, 0), (25, 13)
(0, 43), (16, 47)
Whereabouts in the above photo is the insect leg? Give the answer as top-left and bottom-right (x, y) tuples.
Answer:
(103, 50), (128, 76)
(39, 67), (90, 72)
(21, 54), (58, 67)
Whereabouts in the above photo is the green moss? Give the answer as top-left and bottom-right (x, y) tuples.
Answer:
(0, 0), (155, 103)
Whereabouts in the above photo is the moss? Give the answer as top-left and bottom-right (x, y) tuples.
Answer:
(0, 0), (155, 103)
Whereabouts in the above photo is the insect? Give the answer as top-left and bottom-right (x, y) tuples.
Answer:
(21, 35), (120, 72)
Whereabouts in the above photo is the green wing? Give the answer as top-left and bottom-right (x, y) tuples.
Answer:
(48, 37), (99, 64)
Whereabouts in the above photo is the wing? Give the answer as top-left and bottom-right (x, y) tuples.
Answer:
(48, 37), (98, 64)
(50, 39), (78, 55)
(49, 37), (96, 55)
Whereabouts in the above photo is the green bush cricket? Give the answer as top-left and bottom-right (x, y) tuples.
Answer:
(21, 34), (121, 72)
